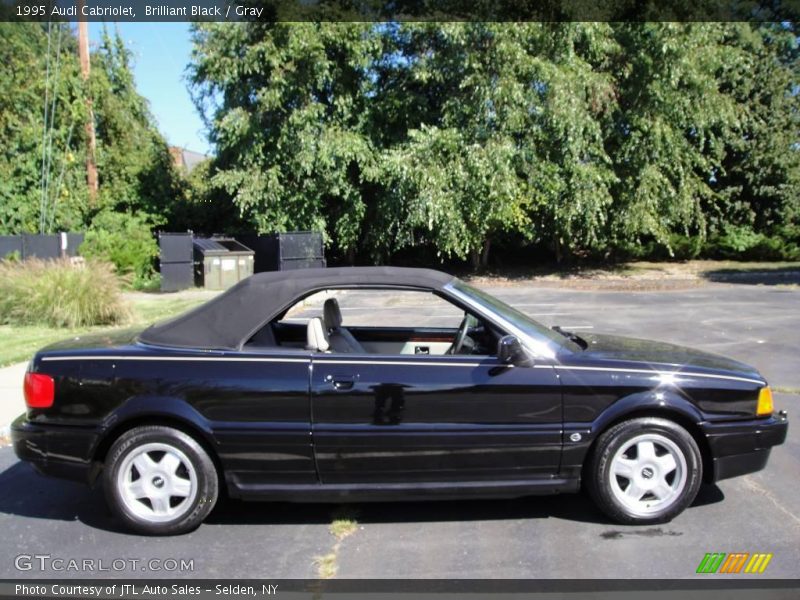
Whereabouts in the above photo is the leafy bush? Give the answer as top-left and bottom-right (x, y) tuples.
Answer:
(80, 210), (159, 287)
(0, 259), (131, 328)
(706, 225), (800, 261)
(611, 233), (704, 262)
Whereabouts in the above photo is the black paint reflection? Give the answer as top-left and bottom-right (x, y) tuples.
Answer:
(371, 383), (408, 425)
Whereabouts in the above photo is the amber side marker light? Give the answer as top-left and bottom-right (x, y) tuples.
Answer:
(23, 372), (55, 409)
(756, 386), (774, 417)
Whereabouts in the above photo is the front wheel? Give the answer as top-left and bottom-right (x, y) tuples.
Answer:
(587, 417), (702, 525)
(103, 426), (219, 535)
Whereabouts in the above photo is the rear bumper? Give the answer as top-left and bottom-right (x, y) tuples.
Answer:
(702, 413), (788, 482)
(11, 414), (100, 485)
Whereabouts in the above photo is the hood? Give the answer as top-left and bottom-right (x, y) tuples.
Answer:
(574, 333), (762, 378)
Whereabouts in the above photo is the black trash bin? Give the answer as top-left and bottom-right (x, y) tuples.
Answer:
(159, 232), (194, 292)
(237, 232), (325, 272)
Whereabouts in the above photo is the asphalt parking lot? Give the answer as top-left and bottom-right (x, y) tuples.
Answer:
(0, 281), (798, 579)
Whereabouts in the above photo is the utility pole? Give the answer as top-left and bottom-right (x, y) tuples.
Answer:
(76, 2), (98, 204)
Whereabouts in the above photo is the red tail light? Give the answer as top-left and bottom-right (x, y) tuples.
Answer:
(24, 372), (55, 409)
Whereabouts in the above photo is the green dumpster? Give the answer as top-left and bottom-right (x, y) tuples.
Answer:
(193, 238), (255, 290)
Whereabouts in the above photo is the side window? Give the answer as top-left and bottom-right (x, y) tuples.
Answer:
(245, 290), (338, 350)
(280, 290), (338, 323)
(244, 289), (502, 356)
(330, 290), (463, 329)
(285, 289), (499, 357)
(276, 289), (464, 328)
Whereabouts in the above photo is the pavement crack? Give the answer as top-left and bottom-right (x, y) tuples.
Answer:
(743, 476), (800, 527)
(601, 528), (683, 540)
(313, 505), (360, 579)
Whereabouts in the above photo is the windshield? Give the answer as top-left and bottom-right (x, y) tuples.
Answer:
(450, 280), (582, 356)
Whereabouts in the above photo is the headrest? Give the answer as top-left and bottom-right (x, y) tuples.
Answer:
(307, 317), (330, 352)
(323, 298), (342, 329)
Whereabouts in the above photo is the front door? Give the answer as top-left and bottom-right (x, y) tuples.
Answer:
(310, 353), (562, 483)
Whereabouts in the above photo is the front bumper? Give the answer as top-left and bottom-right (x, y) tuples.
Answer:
(702, 412), (788, 482)
(11, 414), (101, 485)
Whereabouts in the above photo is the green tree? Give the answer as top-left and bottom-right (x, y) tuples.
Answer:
(709, 23), (800, 254)
(373, 23), (619, 264)
(604, 23), (740, 256)
(91, 27), (184, 225)
(189, 22), (799, 267)
(522, 23), (619, 261)
(0, 24), (183, 280)
(170, 157), (242, 234)
(0, 23), (88, 235)
(190, 22), (380, 259)
(374, 24), (535, 266)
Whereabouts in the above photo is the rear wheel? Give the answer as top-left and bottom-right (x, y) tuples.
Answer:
(103, 426), (218, 535)
(587, 417), (702, 524)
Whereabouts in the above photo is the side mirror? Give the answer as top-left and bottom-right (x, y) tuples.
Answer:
(497, 335), (533, 367)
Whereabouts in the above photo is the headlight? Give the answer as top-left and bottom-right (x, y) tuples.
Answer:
(756, 386), (774, 417)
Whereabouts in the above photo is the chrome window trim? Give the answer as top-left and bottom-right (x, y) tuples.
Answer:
(444, 283), (557, 360)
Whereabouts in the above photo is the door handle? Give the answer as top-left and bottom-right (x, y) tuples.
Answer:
(324, 374), (357, 391)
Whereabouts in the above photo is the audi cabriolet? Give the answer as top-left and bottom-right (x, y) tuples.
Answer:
(12, 267), (788, 534)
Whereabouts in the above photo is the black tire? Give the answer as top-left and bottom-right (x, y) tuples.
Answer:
(586, 417), (702, 525)
(103, 426), (218, 535)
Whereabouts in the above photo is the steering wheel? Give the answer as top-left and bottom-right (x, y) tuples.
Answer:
(449, 313), (477, 355)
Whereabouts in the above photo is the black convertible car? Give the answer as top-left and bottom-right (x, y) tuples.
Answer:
(12, 267), (788, 534)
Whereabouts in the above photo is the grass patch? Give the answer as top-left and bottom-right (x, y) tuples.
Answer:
(130, 297), (208, 324)
(313, 506), (360, 579)
(330, 514), (359, 540)
(472, 260), (800, 280)
(773, 386), (800, 395)
(0, 259), (130, 328)
(695, 260), (800, 273)
(466, 259), (800, 291)
(313, 552), (338, 580)
(0, 295), (207, 367)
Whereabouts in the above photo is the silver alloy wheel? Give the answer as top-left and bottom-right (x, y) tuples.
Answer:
(117, 442), (198, 523)
(609, 433), (688, 517)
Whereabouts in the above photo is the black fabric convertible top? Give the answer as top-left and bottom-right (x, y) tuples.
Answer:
(138, 266), (455, 350)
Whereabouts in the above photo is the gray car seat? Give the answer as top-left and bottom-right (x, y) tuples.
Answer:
(306, 317), (330, 352)
(323, 298), (366, 354)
